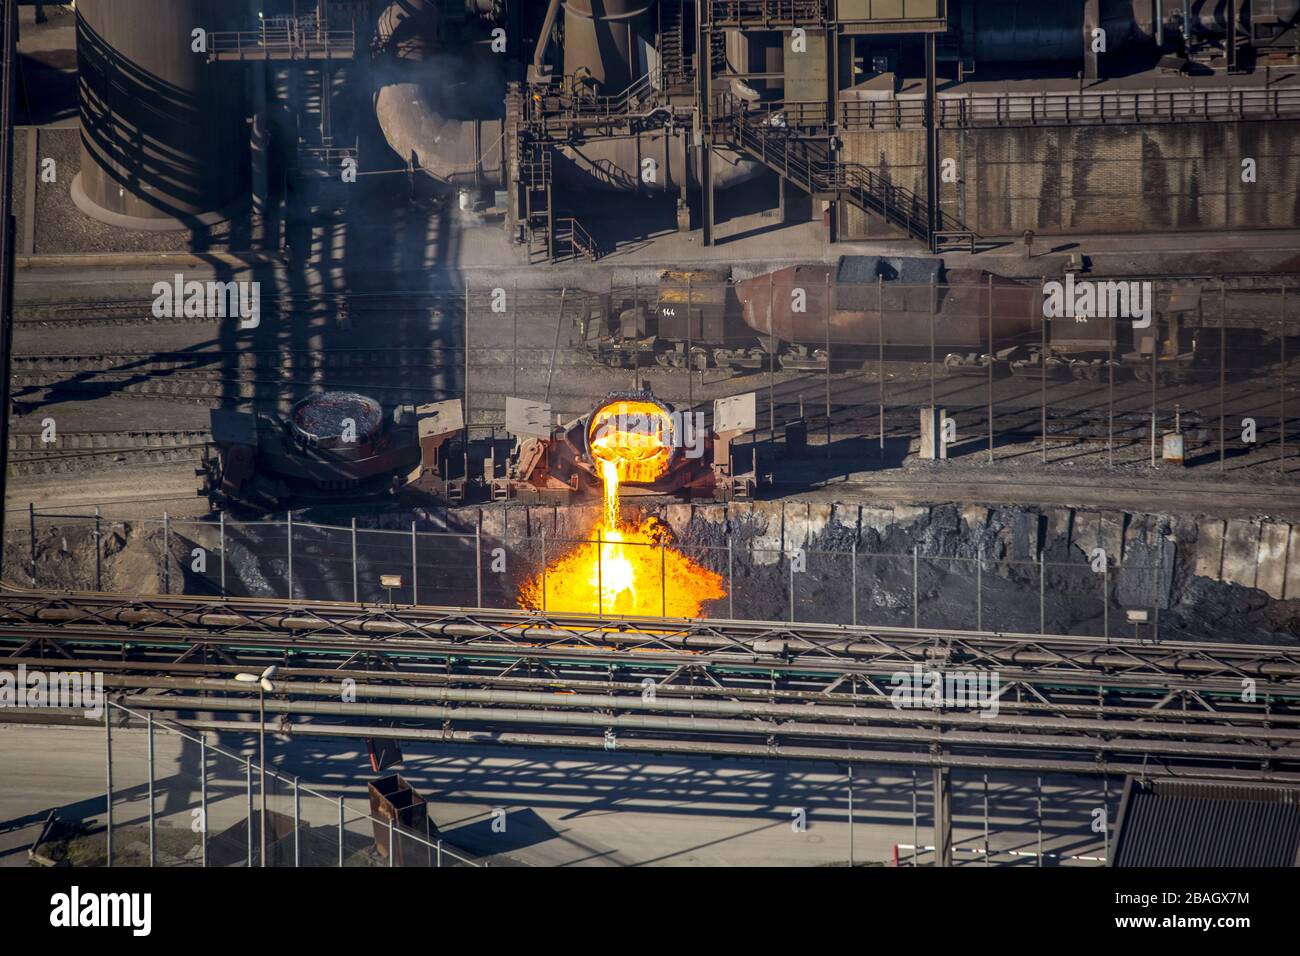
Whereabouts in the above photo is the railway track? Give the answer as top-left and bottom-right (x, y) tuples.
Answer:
(6, 430), (212, 476)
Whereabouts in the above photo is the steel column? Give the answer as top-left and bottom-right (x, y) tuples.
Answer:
(933, 764), (952, 867)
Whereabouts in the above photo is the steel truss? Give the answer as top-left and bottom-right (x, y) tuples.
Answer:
(3, 590), (1300, 781)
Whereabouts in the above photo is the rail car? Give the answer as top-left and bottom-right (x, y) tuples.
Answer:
(583, 258), (1300, 383)
(199, 393), (465, 512)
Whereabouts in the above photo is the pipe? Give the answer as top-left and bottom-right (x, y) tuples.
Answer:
(16, 709), (1299, 783)
(533, 0), (562, 73)
(374, 0), (507, 189)
(127, 717), (1300, 783)
(15, 602), (1300, 684)
(83, 672), (1300, 744)
(115, 693), (1292, 762)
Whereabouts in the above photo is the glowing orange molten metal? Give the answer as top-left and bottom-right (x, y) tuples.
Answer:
(519, 400), (725, 618)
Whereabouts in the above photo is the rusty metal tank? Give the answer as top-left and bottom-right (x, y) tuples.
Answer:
(734, 257), (1041, 349)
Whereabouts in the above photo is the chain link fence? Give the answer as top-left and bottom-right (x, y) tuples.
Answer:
(15, 507), (1194, 640)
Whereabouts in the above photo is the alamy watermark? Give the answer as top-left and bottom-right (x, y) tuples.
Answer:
(151, 274), (261, 328)
(1042, 273), (1152, 329)
(888, 664), (1001, 719)
(0, 665), (104, 718)
(590, 403), (707, 459)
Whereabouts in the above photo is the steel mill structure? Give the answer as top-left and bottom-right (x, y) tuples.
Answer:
(2, 0), (1300, 878)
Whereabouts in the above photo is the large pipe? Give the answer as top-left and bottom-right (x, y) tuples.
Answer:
(13, 712), (1300, 782)
(72, 0), (249, 230)
(533, 0), (563, 73)
(562, 0), (655, 93)
(114, 693), (1293, 762)
(81, 673), (1300, 744)
(374, 0), (507, 188)
(962, 0), (1278, 62)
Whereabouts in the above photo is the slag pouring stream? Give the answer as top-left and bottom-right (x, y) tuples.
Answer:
(519, 400), (725, 617)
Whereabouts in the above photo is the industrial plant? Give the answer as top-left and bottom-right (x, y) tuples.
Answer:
(0, 0), (1298, 895)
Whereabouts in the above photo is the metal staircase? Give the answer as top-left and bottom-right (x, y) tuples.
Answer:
(715, 97), (977, 251)
(519, 140), (554, 262)
(658, 0), (690, 89)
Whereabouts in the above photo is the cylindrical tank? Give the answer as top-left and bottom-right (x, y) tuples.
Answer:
(72, 0), (248, 230)
(562, 0), (654, 94)
(970, 0), (1159, 63)
(373, 0), (507, 188)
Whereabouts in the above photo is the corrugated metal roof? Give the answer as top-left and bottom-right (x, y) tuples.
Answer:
(1112, 778), (1300, 867)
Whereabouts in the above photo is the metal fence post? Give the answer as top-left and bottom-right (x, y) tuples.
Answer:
(388, 817), (395, 867)
(94, 505), (102, 591)
(28, 502), (36, 586)
(437, 839), (443, 868)
(987, 273), (994, 463)
(1153, 541), (1162, 644)
(851, 538), (858, 626)
(1039, 549), (1046, 634)
(1220, 281), (1227, 471)
(1103, 560), (1109, 640)
(105, 707), (113, 867)
(411, 520), (418, 605)
(788, 549), (795, 623)
(912, 545), (919, 629)
(541, 529), (547, 613)
(219, 509), (227, 596)
(660, 540), (667, 617)
(1041, 281), (1048, 463)
(338, 796), (345, 867)
(976, 546), (983, 630)
(1103, 775), (1111, 863)
(596, 528), (603, 620)
(911, 768), (918, 866)
(1037, 776), (1044, 867)
(1281, 287), (1288, 478)
(246, 759), (253, 867)
(200, 736), (208, 867)
(162, 511), (170, 594)
(293, 776), (300, 867)
(147, 711), (156, 867)
(351, 517), (358, 602)
(475, 520), (483, 608)
(287, 511), (294, 601)
(727, 527), (734, 618)
(983, 773), (990, 866)
(878, 276), (885, 459)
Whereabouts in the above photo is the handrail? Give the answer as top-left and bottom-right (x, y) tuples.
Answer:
(719, 97), (943, 243)
(707, 0), (827, 26)
(554, 216), (598, 261)
(938, 85), (1300, 128)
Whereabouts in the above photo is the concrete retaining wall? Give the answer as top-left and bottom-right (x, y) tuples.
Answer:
(839, 121), (1300, 239)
